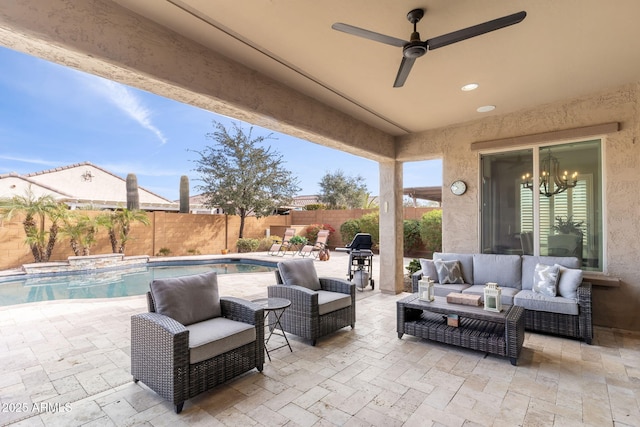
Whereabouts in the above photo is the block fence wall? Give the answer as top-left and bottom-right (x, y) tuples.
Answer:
(0, 207), (437, 270)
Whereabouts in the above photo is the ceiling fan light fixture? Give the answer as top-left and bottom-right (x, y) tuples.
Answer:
(477, 105), (495, 113)
(461, 83), (479, 91)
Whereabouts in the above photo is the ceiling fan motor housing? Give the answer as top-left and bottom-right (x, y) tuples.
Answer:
(403, 40), (427, 58)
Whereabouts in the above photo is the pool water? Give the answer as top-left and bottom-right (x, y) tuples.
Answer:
(0, 261), (276, 306)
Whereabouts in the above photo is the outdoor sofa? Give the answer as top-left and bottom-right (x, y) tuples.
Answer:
(412, 252), (592, 344)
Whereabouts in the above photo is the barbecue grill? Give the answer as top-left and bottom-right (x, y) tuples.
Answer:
(340, 233), (374, 290)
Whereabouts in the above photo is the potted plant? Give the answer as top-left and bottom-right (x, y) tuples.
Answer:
(552, 215), (584, 236)
(549, 215), (583, 261)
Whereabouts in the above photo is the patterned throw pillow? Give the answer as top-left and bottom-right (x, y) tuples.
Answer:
(533, 263), (560, 297)
(434, 259), (464, 284)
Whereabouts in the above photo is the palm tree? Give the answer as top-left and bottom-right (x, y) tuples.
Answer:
(0, 188), (67, 262)
(60, 211), (99, 256)
(97, 208), (150, 254)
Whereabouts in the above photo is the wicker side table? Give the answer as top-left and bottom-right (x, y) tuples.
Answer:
(397, 294), (524, 365)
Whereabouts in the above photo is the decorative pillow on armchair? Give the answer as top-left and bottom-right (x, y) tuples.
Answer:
(532, 263), (560, 297)
(277, 259), (321, 291)
(434, 259), (465, 284)
(150, 271), (221, 326)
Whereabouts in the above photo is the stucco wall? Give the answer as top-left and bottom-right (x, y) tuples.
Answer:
(397, 82), (640, 330)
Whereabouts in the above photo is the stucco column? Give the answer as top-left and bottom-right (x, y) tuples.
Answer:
(378, 161), (404, 294)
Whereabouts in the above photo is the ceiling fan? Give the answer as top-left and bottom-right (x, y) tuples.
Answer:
(332, 9), (526, 87)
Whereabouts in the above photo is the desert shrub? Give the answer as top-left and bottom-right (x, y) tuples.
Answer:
(236, 238), (260, 253)
(340, 219), (361, 244)
(186, 248), (201, 255)
(403, 219), (422, 254)
(359, 211), (379, 247)
(156, 247), (171, 256)
(256, 237), (275, 251)
(419, 209), (442, 253)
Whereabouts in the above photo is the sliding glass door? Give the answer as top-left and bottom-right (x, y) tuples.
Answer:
(481, 140), (603, 271)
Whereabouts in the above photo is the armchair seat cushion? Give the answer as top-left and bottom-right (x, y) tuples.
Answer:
(317, 290), (351, 315)
(514, 290), (579, 316)
(186, 317), (256, 364)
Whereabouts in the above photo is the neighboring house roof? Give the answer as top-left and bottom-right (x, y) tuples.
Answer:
(292, 195), (319, 208)
(0, 162), (176, 211)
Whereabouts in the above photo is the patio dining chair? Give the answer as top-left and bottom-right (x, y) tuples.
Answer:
(299, 229), (330, 258)
(131, 271), (264, 413)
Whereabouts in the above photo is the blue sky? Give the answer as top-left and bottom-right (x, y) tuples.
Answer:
(0, 46), (442, 201)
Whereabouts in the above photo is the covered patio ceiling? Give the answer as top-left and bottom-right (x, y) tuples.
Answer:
(106, 0), (640, 139)
(403, 186), (442, 204)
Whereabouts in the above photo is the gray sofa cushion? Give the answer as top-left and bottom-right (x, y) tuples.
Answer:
(419, 258), (438, 282)
(433, 252), (473, 284)
(533, 263), (560, 297)
(186, 317), (256, 364)
(150, 271), (221, 326)
(317, 290), (351, 315)
(461, 285), (520, 305)
(556, 264), (583, 299)
(514, 290), (579, 316)
(434, 259), (464, 284)
(278, 258), (321, 291)
(521, 255), (580, 290)
(472, 254), (522, 289)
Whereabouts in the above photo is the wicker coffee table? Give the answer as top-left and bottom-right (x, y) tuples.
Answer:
(397, 294), (525, 365)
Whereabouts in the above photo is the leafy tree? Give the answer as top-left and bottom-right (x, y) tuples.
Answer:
(97, 208), (150, 254)
(0, 188), (66, 262)
(318, 170), (368, 209)
(419, 209), (442, 253)
(191, 121), (301, 238)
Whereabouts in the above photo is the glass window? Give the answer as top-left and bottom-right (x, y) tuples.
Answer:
(481, 140), (603, 271)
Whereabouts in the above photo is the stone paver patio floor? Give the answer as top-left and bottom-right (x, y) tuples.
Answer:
(1, 252), (639, 426)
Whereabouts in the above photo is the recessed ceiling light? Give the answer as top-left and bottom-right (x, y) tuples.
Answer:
(461, 83), (479, 91)
(477, 105), (496, 113)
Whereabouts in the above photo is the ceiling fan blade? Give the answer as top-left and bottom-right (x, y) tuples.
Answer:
(332, 22), (407, 47)
(426, 11), (526, 51)
(393, 57), (416, 88)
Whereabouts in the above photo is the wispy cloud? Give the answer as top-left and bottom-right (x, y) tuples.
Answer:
(0, 155), (59, 167)
(82, 77), (168, 145)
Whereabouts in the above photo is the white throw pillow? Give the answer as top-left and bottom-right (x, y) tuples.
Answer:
(555, 264), (583, 299)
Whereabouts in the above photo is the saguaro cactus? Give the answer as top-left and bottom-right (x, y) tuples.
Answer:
(179, 175), (190, 213)
(126, 173), (140, 210)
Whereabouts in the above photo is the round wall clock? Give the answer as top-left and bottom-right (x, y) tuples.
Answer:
(450, 180), (467, 195)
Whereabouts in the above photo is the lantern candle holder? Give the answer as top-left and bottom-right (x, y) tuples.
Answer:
(418, 277), (435, 302)
(483, 282), (502, 312)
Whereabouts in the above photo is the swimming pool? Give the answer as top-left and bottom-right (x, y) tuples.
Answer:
(0, 259), (277, 306)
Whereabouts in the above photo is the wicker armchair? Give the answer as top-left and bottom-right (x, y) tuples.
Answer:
(268, 258), (355, 346)
(131, 272), (264, 413)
